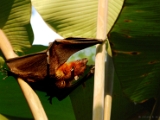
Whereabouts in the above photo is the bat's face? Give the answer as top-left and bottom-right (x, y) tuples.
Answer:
(55, 58), (88, 88)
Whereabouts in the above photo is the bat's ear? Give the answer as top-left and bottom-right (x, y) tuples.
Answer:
(48, 42), (52, 45)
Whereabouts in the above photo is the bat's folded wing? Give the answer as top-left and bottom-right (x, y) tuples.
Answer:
(6, 37), (103, 81)
(50, 37), (103, 69)
(7, 52), (48, 81)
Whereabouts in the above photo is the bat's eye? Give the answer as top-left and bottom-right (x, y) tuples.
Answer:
(61, 81), (65, 86)
(55, 80), (66, 88)
(80, 63), (85, 67)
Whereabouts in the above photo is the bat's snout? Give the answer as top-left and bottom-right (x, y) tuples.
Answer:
(81, 58), (88, 64)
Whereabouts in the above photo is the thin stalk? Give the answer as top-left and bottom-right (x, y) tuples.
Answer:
(0, 30), (48, 120)
(104, 53), (114, 120)
(92, 0), (108, 120)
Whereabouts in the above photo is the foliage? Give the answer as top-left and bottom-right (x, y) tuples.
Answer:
(0, 0), (33, 67)
(108, 0), (160, 103)
(0, 0), (160, 120)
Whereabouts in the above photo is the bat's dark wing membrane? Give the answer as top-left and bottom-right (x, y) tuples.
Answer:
(49, 37), (103, 70)
(6, 37), (103, 81)
(7, 52), (48, 81)
(6, 38), (102, 103)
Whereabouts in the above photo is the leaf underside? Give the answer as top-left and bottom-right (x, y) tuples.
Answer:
(108, 0), (160, 102)
(0, 0), (33, 67)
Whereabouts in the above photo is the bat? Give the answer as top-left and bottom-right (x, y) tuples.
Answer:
(6, 37), (103, 102)
(29, 65), (95, 103)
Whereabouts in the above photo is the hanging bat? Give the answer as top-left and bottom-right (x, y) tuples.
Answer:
(28, 65), (95, 103)
(6, 37), (103, 102)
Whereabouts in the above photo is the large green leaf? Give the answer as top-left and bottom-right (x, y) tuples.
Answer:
(0, 0), (33, 67)
(69, 66), (94, 120)
(108, 0), (160, 102)
(31, 0), (98, 38)
(111, 74), (155, 120)
(31, 0), (123, 37)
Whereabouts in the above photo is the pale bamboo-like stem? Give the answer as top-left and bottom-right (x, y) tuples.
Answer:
(0, 30), (18, 59)
(17, 78), (48, 120)
(0, 30), (48, 120)
(92, 0), (108, 120)
(104, 53), (114, 120)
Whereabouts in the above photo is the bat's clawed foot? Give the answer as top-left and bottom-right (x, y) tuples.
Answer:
(48, 96), (53, 104)
(74, 75), (79, 80)
(46, 92), (54, 104)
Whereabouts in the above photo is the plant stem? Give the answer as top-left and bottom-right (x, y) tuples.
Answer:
(104, 53), (114, 120)
(0, 30), (18, 59)
(93, 0), (114, 120)
(0, 30), (48, 120)
(93, 0), (107, 119)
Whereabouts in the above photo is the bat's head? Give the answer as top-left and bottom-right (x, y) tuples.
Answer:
(55, 58), (88, 88)
(72, 58), (88, 76)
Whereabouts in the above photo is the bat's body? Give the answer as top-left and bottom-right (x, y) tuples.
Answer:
(6, 37), (103, 102)
(55, 58), (88, 88)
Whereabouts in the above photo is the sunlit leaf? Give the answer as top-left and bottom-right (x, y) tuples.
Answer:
(32, 0), (123, 37)
(0, 0), (33, 66)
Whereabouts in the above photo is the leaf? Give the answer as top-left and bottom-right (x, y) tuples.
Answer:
(0, 0), (33, 67)
(31, 0), (97, 38)
(107, 0), (124, 33)
(31, 0), (123, 37)
(111, 74), (154, 120)
(69, 66), (94, 120)
(108, 0), (160, 102)
(0, 74), (76, 120)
